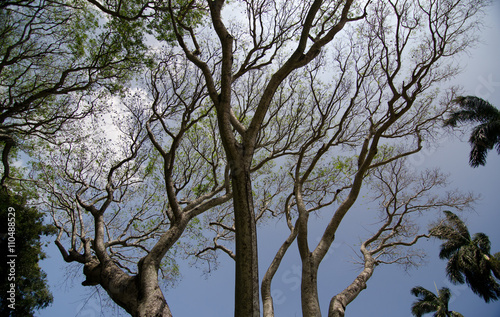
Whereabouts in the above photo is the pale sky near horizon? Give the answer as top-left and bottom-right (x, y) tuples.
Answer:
(36, 1), (500, 316)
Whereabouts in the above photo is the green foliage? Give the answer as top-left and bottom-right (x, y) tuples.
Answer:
(410, 286), (464, 317)
(444, 96), (500, 167)
(7, 0), (491, 314)
(147, 0), (208, 42)
(430, 210), (500, 302)
(0, 0), (149, 124)
(0, 189), (56, 316)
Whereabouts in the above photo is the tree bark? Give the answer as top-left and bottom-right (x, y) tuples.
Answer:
(301, 255), (322, 317)
(231, 162), (260, 317)
(328, 254), (376, 317)
(203, 1), (261, 314)
(77, 213), (191, 317)
(80, 255), (172, 317)
(262, 226), (298, 317)
(136, 257), (173, 317)
(295, 185), (322, 317)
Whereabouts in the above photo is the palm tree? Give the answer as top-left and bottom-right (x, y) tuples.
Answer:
(444, 96), (500, 167)
(410, 286), (464, 317)
(430, 210), (500, 302)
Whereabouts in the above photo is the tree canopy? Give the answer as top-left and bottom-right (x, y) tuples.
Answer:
(0, 0), (147, 186)
(4, 0), (493, 316)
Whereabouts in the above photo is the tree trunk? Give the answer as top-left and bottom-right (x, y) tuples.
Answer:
(301, 255), (322, 317)
(328, 255), (376, 317)
(231, 165), (260, 317)
(262, 227), (298, 317)
(296, 186), (322, 317)
(136, 257), (173, 317)
(82, 256), (172, 317)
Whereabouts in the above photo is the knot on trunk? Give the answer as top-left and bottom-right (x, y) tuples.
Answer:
(82, 257), (101, 286)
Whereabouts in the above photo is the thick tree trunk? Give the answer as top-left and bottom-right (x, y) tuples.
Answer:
(231, 166), (260, 317)
(328, 255), (376, 317)
(82, 256), (172, 317)
(206, 2), (260, 311)
(136, 258), (173, 317)
(85, 215), (173, 317)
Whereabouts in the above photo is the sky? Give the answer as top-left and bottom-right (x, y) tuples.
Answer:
(36, 1), (500, 316)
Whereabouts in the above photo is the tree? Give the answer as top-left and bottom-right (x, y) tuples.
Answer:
(410, 286), (464, 317)
(29, 0), (489, 316)
(0, 0), (146, 187)
(0, 188), (56, 316)
(444, 96), (500, 167)
(0, 3), (146, 314)
(33, 55), (232, 317)
(161, 0), (485, 315)
(326, 158), (475, 317)
(430, 210), (500, 302)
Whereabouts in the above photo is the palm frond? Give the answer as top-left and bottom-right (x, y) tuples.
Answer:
(466, 272), (500, 302)
(410, 286), (461, 317)
(445, 96), (500, 167)
(444, 110), (478, 127)
(469, 124), (498, 149)
(411, 286), (439, 317)
(438, 240), (464, 259)
(411, 286), (437, 299)
(473, 233), (491, 254)
(430, 211), (470, 242)
(437, 287), (451, 310)
(491, 252), (500, 279)
(469, 143), (490, 167)
(469, 123), (500, 166)
(411, 302), (437, 317)
(446, 255), (465, 284)
(443, 211), (470, 237)
(447, 96), (500, 125)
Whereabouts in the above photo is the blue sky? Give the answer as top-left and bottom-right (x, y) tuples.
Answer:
(37, 1), (500, 316)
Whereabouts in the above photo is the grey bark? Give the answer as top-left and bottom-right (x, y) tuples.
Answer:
(80, 256), (173, 317)
(262, 225), (298, 317)
(328, 254), (377, 317)
(231, 167), (260, 317)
